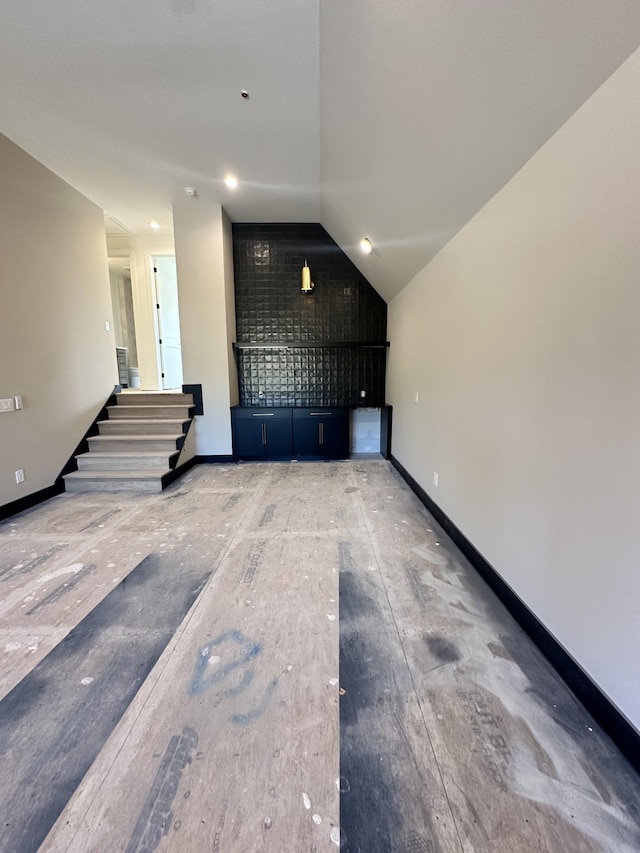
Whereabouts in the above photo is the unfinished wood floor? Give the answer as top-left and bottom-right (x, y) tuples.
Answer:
(0, 460), (639, 852)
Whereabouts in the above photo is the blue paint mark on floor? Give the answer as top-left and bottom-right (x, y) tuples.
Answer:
(188, 630), (278, 725)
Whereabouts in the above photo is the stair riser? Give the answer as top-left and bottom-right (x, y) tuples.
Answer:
(117, 393), (193, 407)
(98, 421), (189, 436)
(88, 437), (183, 453)
(65, 477), (163, 494)
(108, 406), (193, 420)
(77, 455), (178, 471)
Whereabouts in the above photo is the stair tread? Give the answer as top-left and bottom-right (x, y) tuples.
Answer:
(107, 403), (193, 412)
(65, 470), (170, 479)
(89, 434), (186, 440)
(104, 418), (189, 424)
(117, 392), (191, 397)
(76, 451), (179, 458)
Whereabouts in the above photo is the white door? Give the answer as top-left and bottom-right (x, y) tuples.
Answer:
(153, 256), (183, 389)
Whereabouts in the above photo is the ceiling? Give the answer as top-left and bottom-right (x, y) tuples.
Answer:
(1, 1), (640, 301)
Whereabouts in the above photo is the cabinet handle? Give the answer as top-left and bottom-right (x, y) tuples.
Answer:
(319, 422), (324, 445)
(309, 412), (326, 416)
(253, 412), (275, 416)
(261, 423), (266, 445)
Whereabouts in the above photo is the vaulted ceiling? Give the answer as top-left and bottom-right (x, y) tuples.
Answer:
(2, 1), (640, 300)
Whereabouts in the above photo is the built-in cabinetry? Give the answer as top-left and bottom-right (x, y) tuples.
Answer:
(231, 408), (292, 459)
(231, 407), (349, 460)
(292, 408), (349, 458)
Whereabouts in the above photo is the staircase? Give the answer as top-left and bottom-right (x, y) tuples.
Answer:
(63, 391), (195, 493)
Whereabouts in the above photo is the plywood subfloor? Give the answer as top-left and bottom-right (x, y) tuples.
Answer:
(0, 461), (638, 852)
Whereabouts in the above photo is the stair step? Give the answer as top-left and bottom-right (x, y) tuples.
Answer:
(63, 390), (195, 495)
(108, 405), (193, 420)
(116, 392), (193, 407)
(63, 470), (168, 493)
(76, 451), (180, 471)
(88, 434), (185, 453)
(98, 418), (190, 436)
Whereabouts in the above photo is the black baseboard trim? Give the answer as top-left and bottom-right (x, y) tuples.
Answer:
(1, 392), (119, 523)
(2, 452), (235, 519)
(389, 453), (640, 775)
(0, 484), (64, 522)
(161, 455), (234, 489)
(161, 457), (197, 489)
(55, 393), (118, 487)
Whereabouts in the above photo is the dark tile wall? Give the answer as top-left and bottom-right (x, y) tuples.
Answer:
(237, 347), (387, 408)
(233, 223), (387, 407)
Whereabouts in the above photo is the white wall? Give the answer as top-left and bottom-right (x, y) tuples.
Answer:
(0, 134), (116, 507)
(387, 48), (640, 731)
(173, 198), (236, 456)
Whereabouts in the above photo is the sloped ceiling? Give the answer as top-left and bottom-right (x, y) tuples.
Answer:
(1, 1), (640, 301)
(320, 1), (640, 299)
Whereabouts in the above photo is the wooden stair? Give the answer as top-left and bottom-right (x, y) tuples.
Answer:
(63, 391), (194, 493)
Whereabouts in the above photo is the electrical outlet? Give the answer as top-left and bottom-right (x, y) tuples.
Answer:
(433, 471), (438, 487)
(14, 395), (23, 410)
(360, 390), (366, 398)
(15, 469), (25, 484)
(414, 392), (419, 404)
(104, 320), (111, 332)
(0, 398), (15, 413)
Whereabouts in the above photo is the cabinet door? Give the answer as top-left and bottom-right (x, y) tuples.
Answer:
(292, 416), (321, 456)
(263, 418), (293, 457)
(233, 418), (266, 458)
(320, 413), (349, 458)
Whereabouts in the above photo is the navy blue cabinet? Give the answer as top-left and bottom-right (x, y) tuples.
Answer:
(232, 408), (292, 459)
(292, 409), (349, 459)
(231, 407), (349, 460)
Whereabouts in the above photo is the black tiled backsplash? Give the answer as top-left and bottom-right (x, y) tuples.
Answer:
(237, 347), (386, 408)
(233, 224), (387, 407)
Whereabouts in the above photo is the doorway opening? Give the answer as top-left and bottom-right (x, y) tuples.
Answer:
(108, 256), (139, 388)
(153, 256), (183, 390)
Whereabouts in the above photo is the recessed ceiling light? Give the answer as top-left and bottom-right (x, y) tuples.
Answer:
(184, 186), (197, 197)
(360, 237), (373, 254)
(148, 221), (160, 230)
(225, 175), (239, 189)
(241, 90), (250, 99)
